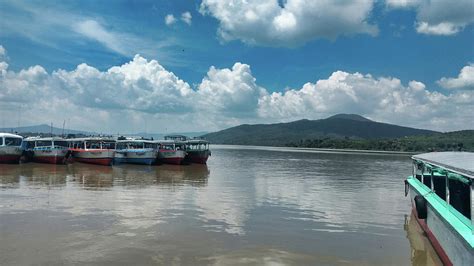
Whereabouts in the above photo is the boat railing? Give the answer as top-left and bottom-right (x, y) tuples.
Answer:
(412, 158), (473, 233)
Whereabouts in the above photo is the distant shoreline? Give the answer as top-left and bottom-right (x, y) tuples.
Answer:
(211, 144), (415, 156)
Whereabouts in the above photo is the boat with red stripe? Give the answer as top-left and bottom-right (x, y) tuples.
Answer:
(156, 138), (186, 165)
(68, 138), (115, 166)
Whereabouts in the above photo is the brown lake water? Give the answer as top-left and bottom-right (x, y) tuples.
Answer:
(0, 145), (441, 265)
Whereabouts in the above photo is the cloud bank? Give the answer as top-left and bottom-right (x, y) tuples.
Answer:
(0, 45), (472, 132)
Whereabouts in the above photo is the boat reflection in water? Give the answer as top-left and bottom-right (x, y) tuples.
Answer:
(0, 163), (209, 190)
(404, 213), (443, 266)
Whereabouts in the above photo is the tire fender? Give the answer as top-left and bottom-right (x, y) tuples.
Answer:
(414, 195), (427, 219)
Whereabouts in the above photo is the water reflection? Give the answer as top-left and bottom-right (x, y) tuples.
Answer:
(404, 214), (443, 266)
(0, 147), (441, 265)
(0, 162), (209, 189)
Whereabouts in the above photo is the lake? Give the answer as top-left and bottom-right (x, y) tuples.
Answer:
(0, 145), (441, 265)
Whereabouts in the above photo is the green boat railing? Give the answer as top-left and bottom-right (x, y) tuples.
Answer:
(411, 158), (473, 239)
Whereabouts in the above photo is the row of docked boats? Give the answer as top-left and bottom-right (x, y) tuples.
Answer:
(0, 133), (211, 166)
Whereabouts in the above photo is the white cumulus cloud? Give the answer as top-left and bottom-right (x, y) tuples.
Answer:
(257, 71), (474, 130)
(199, 0), (378, 47)
(437, 64), (474, 90)
(165, 14), (176, 26)
(387, 0), (474, 35)
(197, 63), (266, 117)
(1, 45), (473, 132)
(181, 12), (192, 25)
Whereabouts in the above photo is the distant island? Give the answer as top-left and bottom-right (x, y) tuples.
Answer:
(202, 114), (474, 152)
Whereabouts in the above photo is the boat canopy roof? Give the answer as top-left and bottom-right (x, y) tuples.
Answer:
(187, 139), (209, 144)
(24, 137), (66, 142)
(67, 137), (115, 142)
(0, 133), (23, 139)
(154, 139), (176, 144)
(116, 139), (155, 144)
(412, 152), (474, 179)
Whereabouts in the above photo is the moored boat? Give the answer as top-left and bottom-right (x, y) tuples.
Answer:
(23, 137), (69, 164)
(404, 152), (474, 265)
(184, 139), (211, 164)
(69, 138), (115, 166)
(115, 139), (158, 165)
(156, 139), (186, 165)
(0, 133), (23, 164)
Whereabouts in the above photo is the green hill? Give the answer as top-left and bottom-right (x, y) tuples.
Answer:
(203, 114), (437, 146)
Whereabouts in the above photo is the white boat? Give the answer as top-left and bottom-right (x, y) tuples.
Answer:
(69, 138), (115, 166)
(0, 133), (23, 164)
(23, 137), (69, 164)
(405, 152), (474, 265)
(114, 139), (158, 165)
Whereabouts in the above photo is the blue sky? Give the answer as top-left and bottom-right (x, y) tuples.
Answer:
(0, 0), (473, 133)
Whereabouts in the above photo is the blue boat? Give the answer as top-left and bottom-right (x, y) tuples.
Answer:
(114, 139), (158, 165)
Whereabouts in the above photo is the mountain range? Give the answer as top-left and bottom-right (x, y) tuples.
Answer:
(202, 114), (439, 146)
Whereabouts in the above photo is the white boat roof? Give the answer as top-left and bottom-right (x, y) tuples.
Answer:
(0, 133), (23, 138)
(116, 139), (154, 143)
(67, 137), (115, 142)
(154, 139), (176, 144)
(412, 152), (474, 179)
(24, 137), (67, 141)
(187, 139), (209, 144)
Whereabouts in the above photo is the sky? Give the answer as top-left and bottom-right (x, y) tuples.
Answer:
(0, 0), (473, 134)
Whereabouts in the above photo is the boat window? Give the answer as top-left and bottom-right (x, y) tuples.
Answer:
(432, 175), (447, 201)
(161, 144), (174, 150)
(423, 174), (431, 188)
(5, 137), (22, 146)
(449, 179), (471, 219)
(54, 141), (68, 148)
(36, 140), (53, 147)
(116, 143), (127, 149)
(0, 138), (3, 146)
(129, 142), (143, 149)
(144, 142), (155, 149)
(102, 142), (115, 149)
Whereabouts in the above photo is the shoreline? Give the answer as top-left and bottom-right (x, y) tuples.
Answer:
(211, 144), (415, 156)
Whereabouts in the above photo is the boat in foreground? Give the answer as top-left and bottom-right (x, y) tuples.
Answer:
(405, 152), (474, 265)
(184, 139), (211, 164)
(69, 138), (115, 166)
(0, 133), (23, 164)
(114, 139), (157, 165)
(23, 137), (69, 164)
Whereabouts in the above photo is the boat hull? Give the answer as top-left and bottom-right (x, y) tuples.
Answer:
(71, 149), (114, 166)
(408, 179), (474, 266)
(32, 149), (68, 164)
(125, 149), (157, 165)
(0, 146), (22, 164)
(158, 150), (185, 165)
(185, 150), (210, 164)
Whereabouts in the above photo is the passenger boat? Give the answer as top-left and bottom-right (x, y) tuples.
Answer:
(23, 137), (69, 164)
(68, 138), (115, 166)
(114, 139), (158, 165)
(404, 152), (474, 265)
(156, 139), (186, 165)
(184, 139), (211, 164)
(0, 133), (23, 164)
